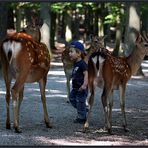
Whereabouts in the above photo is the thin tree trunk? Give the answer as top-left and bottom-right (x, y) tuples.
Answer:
(50, 11), (56, 49)
(0, 2), (8, 70)
(124, 2), (143, 76)
(40, 2), (52, 57)
(0, 2), (8, 41)
(124, 2), (140, 56)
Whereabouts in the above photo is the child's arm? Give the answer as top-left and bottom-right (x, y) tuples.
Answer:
(79, 70), (88, 91)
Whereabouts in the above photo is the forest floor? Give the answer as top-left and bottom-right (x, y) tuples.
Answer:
(0, 42), (147, 146)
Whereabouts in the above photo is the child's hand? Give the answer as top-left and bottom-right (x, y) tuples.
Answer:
(79, 85), (87, 91)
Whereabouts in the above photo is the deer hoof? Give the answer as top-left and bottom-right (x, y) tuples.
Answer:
(83, 127), (89, 133)
(108, 128), (112, 135)
(15, 127), (22, 133)
(123, 125), (129, 132)
(66, 100), (70, 103)
(45, 122), (52, 128)
(83, 124), (89, 133)
(6, 123), (11, 129)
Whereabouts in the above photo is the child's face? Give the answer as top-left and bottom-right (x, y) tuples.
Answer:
(69, 47), (81, 61)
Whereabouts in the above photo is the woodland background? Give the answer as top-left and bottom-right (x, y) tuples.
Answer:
(0, 2), (148, 69)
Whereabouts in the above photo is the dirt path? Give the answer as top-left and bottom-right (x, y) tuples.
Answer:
(0, 58), (147, 146)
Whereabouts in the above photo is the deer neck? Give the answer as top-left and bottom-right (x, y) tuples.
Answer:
(84, 52), (92, 64)
(126, 44), (146, 75)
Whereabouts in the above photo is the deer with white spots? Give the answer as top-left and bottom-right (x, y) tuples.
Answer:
(0, 32), (51, 133)
(84, 33), (148, 134)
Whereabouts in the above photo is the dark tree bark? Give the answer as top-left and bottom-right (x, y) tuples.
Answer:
(61, 11), (66, 40)
(7, 4), (15, 29)
(50, 11), (56, 49)
(124, 2), (143, 76)
(93, 3), (99, 35)
(0, 2), (8, 41)
(40, 2), (52, 56)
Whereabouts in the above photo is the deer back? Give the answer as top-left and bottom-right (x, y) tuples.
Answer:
(1, 32), (50, 82)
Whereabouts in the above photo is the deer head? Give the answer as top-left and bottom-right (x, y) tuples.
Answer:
(22, 25), (41, 43)
(89, 35), (107, 53)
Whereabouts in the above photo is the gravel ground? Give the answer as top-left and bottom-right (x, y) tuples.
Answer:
(0, 59), (148, 146)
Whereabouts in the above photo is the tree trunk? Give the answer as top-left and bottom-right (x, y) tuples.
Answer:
(65, 11), (72, 42)
(0, 2), (8, 70)
(72, 8), (80, 40)
(16, 7), (22, 32)
(50, 11), (56, 49)
(84, 5), (92, 40)
(113, 23), (122, 57)
(7, 4), (15, 29)
(0, 2), (8, 41)
(93, 3), (99, 36)
(61, 11), (66, 40)
(124, 2), (143, 76)
(124, 2), (140, 56)
(40, 2), (52, 57)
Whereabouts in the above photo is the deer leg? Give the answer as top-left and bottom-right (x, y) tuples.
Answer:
(2, 64), (11, 129)
(39, 77), (52, 128)
(17, 86), (24, 125)
(66, 76), (71, 103)
(108, 90), (113, 129)
(83, 86), (95, 132)
(119, 84), (128, 132)
(65, 69), (71, 103)
(101, 85), (112, 134)
(4, 76), (11, 129)
(11, 86), (21, 133)
(11, 72), (28, 133)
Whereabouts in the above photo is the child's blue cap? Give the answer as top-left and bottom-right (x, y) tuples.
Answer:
(70, 40), (85, 53)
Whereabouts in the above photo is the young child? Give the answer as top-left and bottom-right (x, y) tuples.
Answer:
(69, 40), (88, 124)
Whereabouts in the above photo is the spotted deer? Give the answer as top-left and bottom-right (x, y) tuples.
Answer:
(84, 33), (148, 134)
(22, 13), (42, 43)
(61, 46), (73, 103)
(0, 32), (51, 133)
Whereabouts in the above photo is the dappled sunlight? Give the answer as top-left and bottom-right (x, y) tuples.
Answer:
(50, 62), (63, 66)
(141, 60), (148, 68)
(112, 108), (120, 112)
(48, 70), (65, 76)
(127, 81), (148, 87)
(141, 60), (148, 76)
(56, 80), (66, 83)
(32, 136), (117, 145)
(24, 88), (49, 93)
(46, 94), (67, 98)
(32, 134), (148, 146)
(0, 90), (6, 95)
(49, 89), (64, 94)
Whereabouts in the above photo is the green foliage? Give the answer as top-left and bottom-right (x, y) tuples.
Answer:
(141, 2), (148, 11)
(51, 2), (94, 13)
(104, 3), (125, 25)
(51, 2), (75, 13)
(9, 2), (40, 11)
